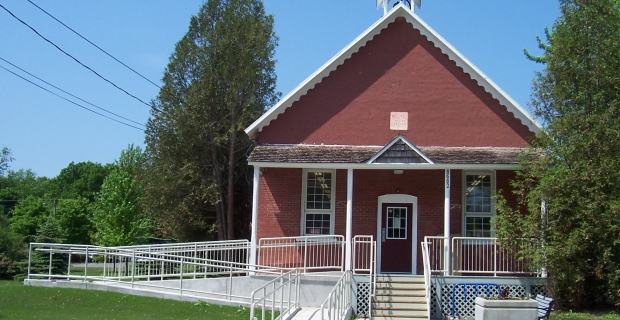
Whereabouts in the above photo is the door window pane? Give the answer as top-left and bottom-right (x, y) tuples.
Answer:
(386, 207), (407, 239)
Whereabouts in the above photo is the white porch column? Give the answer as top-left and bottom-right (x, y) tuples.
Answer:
(345, 168), (353, 271)
(444, 169), (451, 276)
(249, 166), (260, 270)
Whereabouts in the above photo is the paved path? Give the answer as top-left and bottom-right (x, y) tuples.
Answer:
(289, 308), (320, 320)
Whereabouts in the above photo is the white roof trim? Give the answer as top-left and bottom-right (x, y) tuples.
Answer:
(249, 162), (519, 170)
(245, 4), (542, 139)
(367, 135), (434, 164)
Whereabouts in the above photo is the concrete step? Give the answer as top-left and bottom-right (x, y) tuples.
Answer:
(372, 306), (428, 317)
(372, 315), (427, 320)
(372, 296), (426, 305)
(372, 275), (428, 319)
(375, 286), (426, 295)
(375, 282), (426, 290)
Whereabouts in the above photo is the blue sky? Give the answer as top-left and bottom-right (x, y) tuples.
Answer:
(0, 0), (560, 178)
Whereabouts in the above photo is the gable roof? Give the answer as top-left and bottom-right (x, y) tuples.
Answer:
(367, 135), (434, 164)
(245, 4), (542, 140)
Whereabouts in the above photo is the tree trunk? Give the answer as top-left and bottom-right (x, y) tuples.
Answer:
(227, 128), (236, 240)
(211, 142), (227, 240)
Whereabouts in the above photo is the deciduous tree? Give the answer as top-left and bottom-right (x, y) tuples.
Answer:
(92, 145), (151, 246)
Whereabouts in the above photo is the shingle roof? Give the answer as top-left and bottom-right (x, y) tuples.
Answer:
(248, 145), (528, 165)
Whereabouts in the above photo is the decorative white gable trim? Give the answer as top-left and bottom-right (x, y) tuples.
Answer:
(244, 3), (542, 139)
(367, 135), (434, 164)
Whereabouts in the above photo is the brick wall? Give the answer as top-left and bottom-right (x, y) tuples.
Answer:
(257, 168), (518, 274)
(257, 18), (534, 147)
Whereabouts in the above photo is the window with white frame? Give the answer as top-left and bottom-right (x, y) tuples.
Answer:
(302, 170), (335, 235)
(463, 171), (495, 237)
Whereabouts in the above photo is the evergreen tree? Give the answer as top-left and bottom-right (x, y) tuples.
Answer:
(143, 0), (278, 241)
(495, 0), (620, 308)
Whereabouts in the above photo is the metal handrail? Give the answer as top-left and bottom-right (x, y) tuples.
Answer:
(319, 270), (351, 320)
(249, 269), (300, 320)
(27, 242), (289, 305)
(421, 241), (432, 320)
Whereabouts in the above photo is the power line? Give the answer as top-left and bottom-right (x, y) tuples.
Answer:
(0, 3), (165, 115)
(25, 0), (192, 119)
(0, 56), (145, 128)
(0, 65), (144, 131)
(26, 0), (162, 90)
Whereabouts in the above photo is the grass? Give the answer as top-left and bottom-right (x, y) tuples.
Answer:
(551, 311), (620, 319)
(0, 280), (269, 319)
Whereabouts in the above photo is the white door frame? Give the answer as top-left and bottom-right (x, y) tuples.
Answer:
(376, 194), (418, 274)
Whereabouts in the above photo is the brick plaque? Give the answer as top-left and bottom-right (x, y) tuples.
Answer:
(390, 112), (408, 130)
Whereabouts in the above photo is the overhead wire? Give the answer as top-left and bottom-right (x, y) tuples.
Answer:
(0, 3), (166, 116)
(0, 56), (145, 128)
(26, 0), (162, 90)
(24, 1), (192, 119)
(0, 64), (144, 131)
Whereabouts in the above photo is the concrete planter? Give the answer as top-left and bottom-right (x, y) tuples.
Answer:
(474, 297), (537, 320)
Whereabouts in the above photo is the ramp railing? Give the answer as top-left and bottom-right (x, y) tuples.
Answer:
(319, 270), (352, 320)
(249, 269), (301, 320)
(27, 242), (288, 304)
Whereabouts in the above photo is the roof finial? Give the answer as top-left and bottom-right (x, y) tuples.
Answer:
(376, 0), (421, 15)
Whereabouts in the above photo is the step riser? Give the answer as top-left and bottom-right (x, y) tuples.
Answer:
(373, 309), (428, 317)
(373, 300), (426, 308)
(372, 316), (427, 320)
(374, 296), (426, 303)
(375, 284), (426, 290)
(375, 288), (426, 295)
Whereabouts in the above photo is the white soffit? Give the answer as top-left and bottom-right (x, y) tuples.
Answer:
(244, 4), (542, 139)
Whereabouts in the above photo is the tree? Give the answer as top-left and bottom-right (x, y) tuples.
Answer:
(55, 197), (93, 245)
(143, 0), (278, 241)
(0, 214), (26, 279)
(0, 169), (49, 217)
(495, 0), (620, 309)
(28, 217), (67, 276)
(47, 161), (113, 202)
(0, 147), (12, 176)
(9, 196), (50, 243)
(92, 145), (151, 246)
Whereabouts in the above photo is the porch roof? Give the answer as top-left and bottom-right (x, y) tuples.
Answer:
(248, 144), (529, 165)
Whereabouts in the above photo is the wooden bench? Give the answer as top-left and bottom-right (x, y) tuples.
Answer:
(536, 294), (554, 320)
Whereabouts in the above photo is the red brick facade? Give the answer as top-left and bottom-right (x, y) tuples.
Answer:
(257, 18), (534, 148)
(256, 168), (518, 274)
(250, 13), (533, 275)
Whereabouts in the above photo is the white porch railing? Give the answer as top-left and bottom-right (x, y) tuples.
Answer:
(451, 237), (539, 276)
(319, 270), (352, 320)
(257, 235), (345, 272)
(250, 269), (301, 320)
(423, 236), (448, 275)
(352, 235), (376, 318)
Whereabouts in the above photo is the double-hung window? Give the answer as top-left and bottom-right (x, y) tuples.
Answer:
(463, 171), (495, 237)
(302, 170), (335, 235)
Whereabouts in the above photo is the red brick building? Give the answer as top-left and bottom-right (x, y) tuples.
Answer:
(244, 5), (540, 275)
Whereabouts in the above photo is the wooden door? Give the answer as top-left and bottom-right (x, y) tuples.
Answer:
(380, 203), (413, 273)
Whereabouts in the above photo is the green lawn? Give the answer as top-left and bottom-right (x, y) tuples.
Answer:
(0, 280), (267, 319)
(552, 311), (620, 319)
